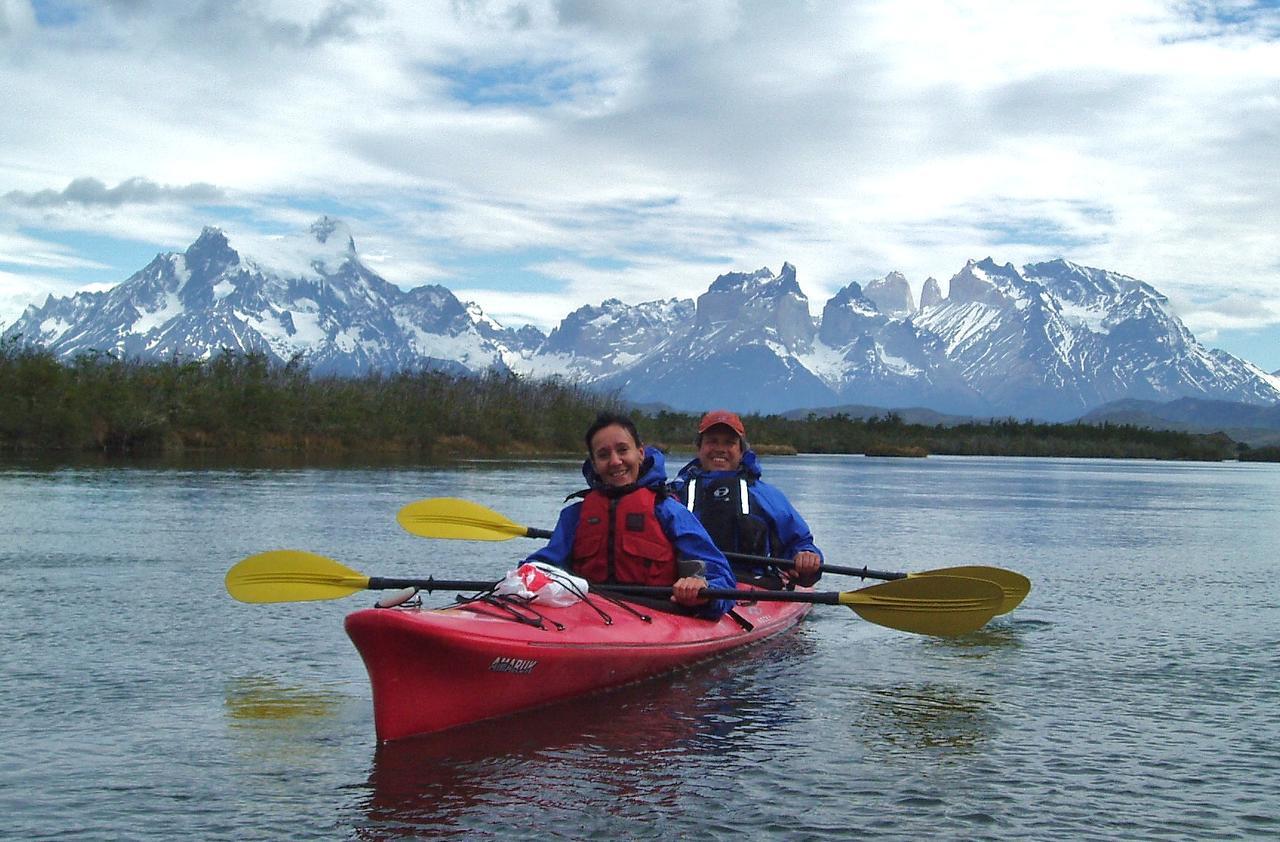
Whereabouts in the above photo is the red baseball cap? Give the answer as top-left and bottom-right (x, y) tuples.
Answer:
(698, 410), (746, 437)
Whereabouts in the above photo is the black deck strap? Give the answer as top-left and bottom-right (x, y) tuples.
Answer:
(505, 596), (567, 631)
(589, 590), (653, 623)
(457, 591), (548, 630)
(595, 590), (717, 621)
(726, 608), (754, 631)
(571, 592), (614, 626)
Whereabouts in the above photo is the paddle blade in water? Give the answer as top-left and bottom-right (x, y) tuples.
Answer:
(915, 566), (1032, 615)
(226, 550), (370, 603)
(840, 575), (1003, 636)
(397, 498), (530, 541)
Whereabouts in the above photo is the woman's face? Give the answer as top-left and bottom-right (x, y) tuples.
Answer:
(589, 423), (644, 487)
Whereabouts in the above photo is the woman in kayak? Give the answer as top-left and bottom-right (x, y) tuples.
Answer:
(669, 410), (823, 589)
(524, 412), (736, 619)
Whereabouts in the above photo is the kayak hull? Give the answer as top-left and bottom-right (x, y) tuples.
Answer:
(345, 587), (811, 742)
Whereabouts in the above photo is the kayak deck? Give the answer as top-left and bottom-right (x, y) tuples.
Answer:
(345, 584), (811, 742)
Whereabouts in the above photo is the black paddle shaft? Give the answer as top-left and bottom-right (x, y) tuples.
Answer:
(367, 576), (499, 592)
(521, 523), (904, 582)
(364, 576), (845, 604)
(723, 550), (908, 581)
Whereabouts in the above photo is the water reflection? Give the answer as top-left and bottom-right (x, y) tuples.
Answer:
(353, 633), (811, 838)
(354, 674), (701, 837)
(224, 675), (345, 723)
(928, 621), (1031, 655)
(862, 683), (995, 752)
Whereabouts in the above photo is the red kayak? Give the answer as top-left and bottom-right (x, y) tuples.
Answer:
(345, 585), (810, 742)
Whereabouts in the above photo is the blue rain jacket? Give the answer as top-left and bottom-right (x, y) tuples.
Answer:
(670, 449), (823, 580)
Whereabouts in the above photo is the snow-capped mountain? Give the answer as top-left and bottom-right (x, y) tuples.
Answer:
(3, 218), (528, 377)
(6, 218), (1279, 420)
(585, 264), (838, 413)
(517, 297), (695, 382)
(912, 257), (1280, 418)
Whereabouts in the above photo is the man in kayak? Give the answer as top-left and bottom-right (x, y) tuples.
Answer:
(669, 410), (823, 589)
(524, 412), (736, 619)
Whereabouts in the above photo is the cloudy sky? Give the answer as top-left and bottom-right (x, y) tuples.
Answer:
(2, 0), (1279, 368)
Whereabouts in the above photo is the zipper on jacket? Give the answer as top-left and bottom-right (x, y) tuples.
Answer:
(606, 495), (618, 583)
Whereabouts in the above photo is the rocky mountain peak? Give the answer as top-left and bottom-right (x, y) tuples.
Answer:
(819, 280), (883, 346)
(920, 276), (943, 309)
(864, 271), (915, 316)
(309, 216), (354, 250)
(184, 227), (240, 279)
(696, 263), (814, 348)
(946, 257), (1031, 308)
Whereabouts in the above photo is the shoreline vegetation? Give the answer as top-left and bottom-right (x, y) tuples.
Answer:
(2, 343), (1274, 463)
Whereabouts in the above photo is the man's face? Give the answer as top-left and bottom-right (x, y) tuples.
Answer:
(697, 426), (743, 472)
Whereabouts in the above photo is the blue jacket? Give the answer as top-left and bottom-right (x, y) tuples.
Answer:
(525, 447), (736, 619)
(670, 449), (823, 579)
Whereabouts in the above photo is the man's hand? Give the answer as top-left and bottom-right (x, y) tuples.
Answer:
(672, 576), (709, 606)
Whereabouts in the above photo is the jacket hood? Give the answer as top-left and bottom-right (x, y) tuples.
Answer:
(675, 448), (761, 483)
(582, 445), (669, 492)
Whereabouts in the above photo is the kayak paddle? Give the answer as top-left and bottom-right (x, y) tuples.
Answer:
(397, 497), (555, 541)
(225, 549), (1004, 636)
(395, 497), (1030, 614)
(722, 550), (1029, 615)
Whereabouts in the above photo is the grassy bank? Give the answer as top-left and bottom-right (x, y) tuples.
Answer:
(0, 343), (619, 458)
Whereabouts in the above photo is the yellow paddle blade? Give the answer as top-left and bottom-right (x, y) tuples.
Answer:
(912, 566), (1032, 615)
(225, 550), (371, 604)
(840, 575), (1003, 636)
(397, 497), (530, 541)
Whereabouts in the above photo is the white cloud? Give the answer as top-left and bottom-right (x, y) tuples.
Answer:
(2, 0), (1280, 366)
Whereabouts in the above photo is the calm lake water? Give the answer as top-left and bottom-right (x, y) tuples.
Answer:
(2, 454), (1277, 840)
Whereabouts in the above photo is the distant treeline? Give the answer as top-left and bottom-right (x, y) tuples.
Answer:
(641, 410), (1240, 462)
(0, 342), (1259, 462)
(0, 342), (621, 458)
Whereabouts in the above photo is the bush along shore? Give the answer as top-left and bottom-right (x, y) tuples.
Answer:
(0, 343), (1256, 462)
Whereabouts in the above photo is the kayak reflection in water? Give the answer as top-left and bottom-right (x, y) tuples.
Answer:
(670, 410), (824, 590)
(523, 412), (736, 619)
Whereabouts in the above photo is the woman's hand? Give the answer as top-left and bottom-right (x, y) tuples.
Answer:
(671, 576), (709, 606)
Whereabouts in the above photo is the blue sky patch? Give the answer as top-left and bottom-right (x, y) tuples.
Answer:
(30, 0), (84, 27)
(440, 247), (573, 293)
(435, 60), (598, 107)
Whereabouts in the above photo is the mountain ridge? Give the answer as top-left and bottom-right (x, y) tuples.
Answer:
(5, 217), (1278, 422)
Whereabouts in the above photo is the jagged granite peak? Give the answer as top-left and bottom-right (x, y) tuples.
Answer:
(863, 271), (916, 317)
(805, 277), (985, 414)
(542, 298), (693, 355)
(818, 281), (884, 346)
(310, 215), (356, 251)
(919, 276), (943, 309)
(1024, 258), (1163, 306)
(184, 227), (240, 278)
(695, 262), (814, 349)
(515, 296), (696, 382)
(464, 302), (546, 355)
(945, 257), (1045, 309)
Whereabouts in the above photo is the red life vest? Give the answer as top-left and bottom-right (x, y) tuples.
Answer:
(571, 487), (677, 586)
